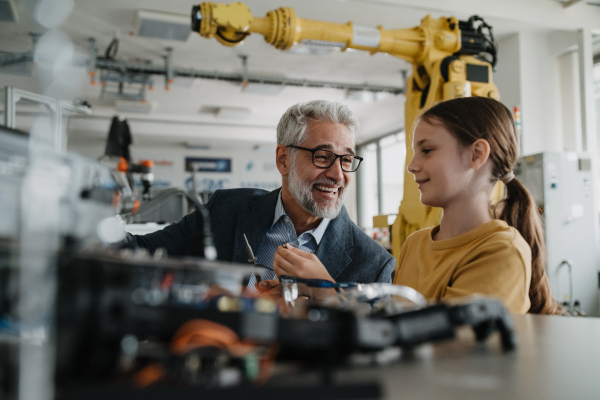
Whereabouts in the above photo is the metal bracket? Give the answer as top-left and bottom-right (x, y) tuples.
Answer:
(3, 86), (91, 152)
(239, 55), (249, 87)
(165, 47), (173, 90)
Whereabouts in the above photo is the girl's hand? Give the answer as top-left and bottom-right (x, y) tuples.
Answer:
(273, 244), (335, 282)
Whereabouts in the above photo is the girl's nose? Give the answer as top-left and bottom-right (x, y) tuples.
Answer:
(407, 156), (419, 174)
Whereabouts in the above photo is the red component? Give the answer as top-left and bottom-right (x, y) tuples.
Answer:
(160, 272), (175, 290)
(117, 156), (128, 172)
(132, 200), (140, 213)
(140, 160), (154, 168)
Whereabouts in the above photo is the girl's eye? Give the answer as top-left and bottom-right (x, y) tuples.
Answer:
(422, 149), (432, 154)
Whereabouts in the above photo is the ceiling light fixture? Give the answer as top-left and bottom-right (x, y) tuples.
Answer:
(134, 10), (191, 42)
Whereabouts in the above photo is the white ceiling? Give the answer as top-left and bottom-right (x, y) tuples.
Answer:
(1, 0), (600, 149)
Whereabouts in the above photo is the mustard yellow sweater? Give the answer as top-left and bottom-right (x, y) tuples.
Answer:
(393, 220), (531, 314)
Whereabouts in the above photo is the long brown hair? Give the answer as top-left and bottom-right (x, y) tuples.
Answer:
(420, 97), (563, 315)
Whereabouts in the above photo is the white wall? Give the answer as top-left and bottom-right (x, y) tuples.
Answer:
(494, 29), (588, 157)
(557, 50), (582, 152)
(494, 34), (522, 125)
(519, 31), (563, 155)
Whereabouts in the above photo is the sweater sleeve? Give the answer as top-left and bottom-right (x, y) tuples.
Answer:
(441, 236), (531, 314)
(392, 234), (412, 286)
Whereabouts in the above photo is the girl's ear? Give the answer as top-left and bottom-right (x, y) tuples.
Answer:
(470, 139), (491, 170)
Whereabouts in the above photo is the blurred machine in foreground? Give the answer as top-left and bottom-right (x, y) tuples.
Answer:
(0, 122), (121, 400)
(54, 250), (516, 399)
(515, 153), (600, 317)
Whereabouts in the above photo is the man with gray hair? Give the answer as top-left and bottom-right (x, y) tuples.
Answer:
(124, 100), (395, 293)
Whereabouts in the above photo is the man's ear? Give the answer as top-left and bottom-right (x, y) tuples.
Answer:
(276, 144), (291, 175)
(470, 139), (491, 170)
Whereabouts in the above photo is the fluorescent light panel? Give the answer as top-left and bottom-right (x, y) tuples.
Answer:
(135, 10), (191, 42)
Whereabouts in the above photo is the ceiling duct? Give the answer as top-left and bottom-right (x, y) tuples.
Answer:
(216, 107), (252, 120)
(0, 0), (18, 22)
(243, 83), (284, 95)
(115, 100), (155, 114)
(134, 10), (191, 42)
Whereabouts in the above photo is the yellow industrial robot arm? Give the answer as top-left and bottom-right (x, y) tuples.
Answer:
(192, 3), (499, 97)
(192, 3), (459, 75)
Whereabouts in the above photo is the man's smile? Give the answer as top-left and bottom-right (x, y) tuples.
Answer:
(314, 185), (339, 193)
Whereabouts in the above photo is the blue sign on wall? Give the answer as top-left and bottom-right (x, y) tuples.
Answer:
(185, 177), (231, 192)
(185, 157), (231, 173)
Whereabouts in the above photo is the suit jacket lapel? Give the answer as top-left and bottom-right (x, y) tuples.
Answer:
(316, 207), (353, 281)
(232, 188), (280, 264)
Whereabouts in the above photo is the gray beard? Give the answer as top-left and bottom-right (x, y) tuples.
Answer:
(287, 159), (346, 220)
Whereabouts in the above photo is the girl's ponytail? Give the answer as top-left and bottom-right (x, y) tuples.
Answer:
(421, 97), (565, 315)
(494, 179), (564, 315)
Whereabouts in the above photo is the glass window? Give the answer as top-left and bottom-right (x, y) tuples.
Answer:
(358, 143), (378, 228)
(595, 63), (600, 155)
(357, 131), (406, 228)
(380, 132), (406, 215)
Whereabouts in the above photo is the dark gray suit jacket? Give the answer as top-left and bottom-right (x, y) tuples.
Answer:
(126, 188), (395, 284)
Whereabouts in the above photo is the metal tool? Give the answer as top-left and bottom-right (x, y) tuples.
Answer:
(244, 233), (258, 264)
(243, 233), (271, 270)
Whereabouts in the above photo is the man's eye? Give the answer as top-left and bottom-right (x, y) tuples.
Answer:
(315, 155), (328, 160)
(341, 156), (353, 164)
(422, 149), (432, 154)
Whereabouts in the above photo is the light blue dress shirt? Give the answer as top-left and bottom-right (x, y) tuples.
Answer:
(247, 192), (330, 293)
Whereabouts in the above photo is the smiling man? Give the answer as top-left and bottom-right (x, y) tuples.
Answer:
(123, 100), (395, 291)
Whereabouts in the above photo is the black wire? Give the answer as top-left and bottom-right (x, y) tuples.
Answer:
(105, 37), (119, 60)
(121, 189), (216, 260)
(184, 191), (216, 258)
(467, 15), (498, 70)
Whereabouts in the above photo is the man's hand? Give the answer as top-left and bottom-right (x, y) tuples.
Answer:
(273, 244), (335, 282)
(255, 279), (282, 299)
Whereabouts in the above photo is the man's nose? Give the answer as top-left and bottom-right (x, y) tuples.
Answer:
(325, 157), (345, 183)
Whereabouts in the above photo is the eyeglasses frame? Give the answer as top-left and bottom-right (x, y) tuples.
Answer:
(286, 145), (363, 172)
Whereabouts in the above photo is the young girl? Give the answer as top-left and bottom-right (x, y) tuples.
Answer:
(393, 96), (562, 315)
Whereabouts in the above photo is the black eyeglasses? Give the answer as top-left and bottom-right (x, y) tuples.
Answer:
(287, 145), (363, 172)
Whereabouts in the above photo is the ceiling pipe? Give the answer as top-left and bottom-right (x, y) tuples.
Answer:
(1, 37), (404, 95)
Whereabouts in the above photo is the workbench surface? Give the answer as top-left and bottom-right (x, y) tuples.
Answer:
(330, 314), (600, 399)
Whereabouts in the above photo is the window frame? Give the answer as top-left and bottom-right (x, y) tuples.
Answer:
(356, 128), (405, 228)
